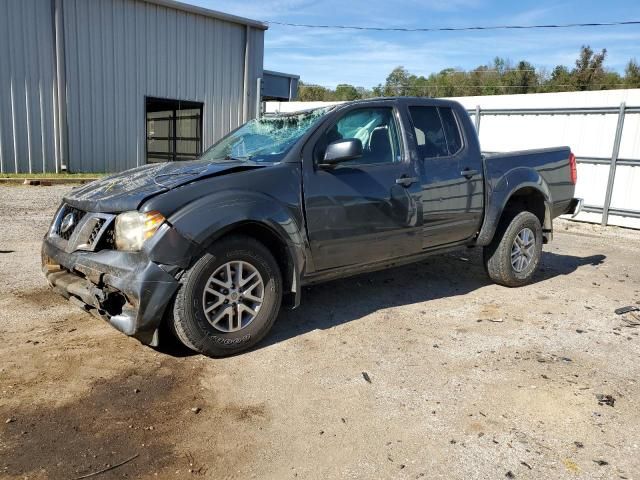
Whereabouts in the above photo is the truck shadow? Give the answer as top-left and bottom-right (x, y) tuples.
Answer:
(259, 250), (606, 350)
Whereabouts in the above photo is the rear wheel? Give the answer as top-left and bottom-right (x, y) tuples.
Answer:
(483, 211), (543, 287)
(170, 235), (282, 357)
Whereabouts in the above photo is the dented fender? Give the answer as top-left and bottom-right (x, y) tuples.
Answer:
(475, 166), (552, 246)
(140, 165), (308, 306)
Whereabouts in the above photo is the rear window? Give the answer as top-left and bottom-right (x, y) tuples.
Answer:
(409, 106), (463, 158)
(439, 107), (463, 155)
(409, 106), (448, 158)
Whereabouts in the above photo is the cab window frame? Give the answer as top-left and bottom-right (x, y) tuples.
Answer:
(438, 107), (464, 157)
(314, 105), (406, 169)
(407, 104), (465, 160)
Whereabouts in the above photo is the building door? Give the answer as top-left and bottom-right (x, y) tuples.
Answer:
(146, 97), (203, 163)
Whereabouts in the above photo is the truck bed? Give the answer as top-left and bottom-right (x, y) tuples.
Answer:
(483, 146), (574, 217)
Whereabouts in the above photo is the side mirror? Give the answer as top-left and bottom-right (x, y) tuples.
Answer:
(321, 138), (363, 166)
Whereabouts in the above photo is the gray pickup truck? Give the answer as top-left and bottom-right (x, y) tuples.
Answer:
(42, 98), (582, 357)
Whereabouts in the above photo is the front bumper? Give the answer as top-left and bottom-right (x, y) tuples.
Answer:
(42, 234), (181, 345)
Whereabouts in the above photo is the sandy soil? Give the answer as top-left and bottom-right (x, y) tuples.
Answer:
(0, 185), (639, 480)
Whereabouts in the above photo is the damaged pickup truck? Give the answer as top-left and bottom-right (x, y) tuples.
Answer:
(42, 98), (583, 357)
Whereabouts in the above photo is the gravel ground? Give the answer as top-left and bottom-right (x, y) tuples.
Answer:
(0, 184), (639, 480)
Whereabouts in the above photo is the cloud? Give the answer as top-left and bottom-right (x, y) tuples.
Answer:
(192, 0), (484, 23)
(264, 26), (640, 87)
(188, 0), (316, 19)
(189, 0), (640, 87)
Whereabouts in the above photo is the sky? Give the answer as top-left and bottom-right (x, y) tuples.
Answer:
(191, 0), (640, 88)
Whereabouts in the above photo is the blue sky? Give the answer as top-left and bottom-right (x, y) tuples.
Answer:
(193, 0), (640, 88)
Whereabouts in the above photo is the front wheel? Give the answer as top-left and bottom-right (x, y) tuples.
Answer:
(483, 211), (543, 287)
(170, 235), (282, 357)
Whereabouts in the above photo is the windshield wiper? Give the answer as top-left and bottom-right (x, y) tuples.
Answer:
(224, 155), (253, 161)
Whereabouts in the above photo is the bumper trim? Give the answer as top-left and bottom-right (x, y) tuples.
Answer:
(567, 197), (584, 218)
(47, 269), (139, 336)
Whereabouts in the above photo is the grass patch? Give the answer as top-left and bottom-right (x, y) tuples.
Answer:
(0, 172), (105, 179)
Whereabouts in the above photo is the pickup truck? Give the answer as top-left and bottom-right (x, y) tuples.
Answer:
(42, 98), (582, 357)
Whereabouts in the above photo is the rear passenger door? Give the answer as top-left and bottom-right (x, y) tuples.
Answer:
(408, 105), (483, 249)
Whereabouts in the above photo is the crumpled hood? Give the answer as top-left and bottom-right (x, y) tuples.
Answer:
(63, 160), (264, 213)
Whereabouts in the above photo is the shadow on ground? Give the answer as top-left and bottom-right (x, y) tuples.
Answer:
(0, 366), (192, 479)
(260, 250), (605, 349)
(144, 249), (605, 357)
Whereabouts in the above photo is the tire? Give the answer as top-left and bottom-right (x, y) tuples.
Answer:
(483, 210), (543, 287)
(170, 235), (282, 357)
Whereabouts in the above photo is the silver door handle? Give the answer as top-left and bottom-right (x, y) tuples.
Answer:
(395, 176), (419, 187)
(460, 169), (478, 178)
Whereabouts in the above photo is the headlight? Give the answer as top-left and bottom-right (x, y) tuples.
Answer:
(115, 211), (165, 251)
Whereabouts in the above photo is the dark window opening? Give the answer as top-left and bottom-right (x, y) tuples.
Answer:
(439, 107), (463, 155)
(146, 97), (203, 163)
(315, 107), (401, 166)
(409, 106), (464, 159)
(409, 106), (449, 158)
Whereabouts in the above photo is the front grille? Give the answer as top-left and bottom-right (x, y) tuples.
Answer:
(96, 224), (116, 250)
(55, 206), (86, 240)
(87, 219), (105, 246)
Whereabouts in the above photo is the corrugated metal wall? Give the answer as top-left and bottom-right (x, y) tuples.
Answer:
(0, 0), (60, 174)
(452, 90), (640, 229)
(62, 0), (264, 172)
(0, 0), (264, 174)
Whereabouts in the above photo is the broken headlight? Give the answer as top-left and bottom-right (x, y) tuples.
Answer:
(114, 211), (165, 251)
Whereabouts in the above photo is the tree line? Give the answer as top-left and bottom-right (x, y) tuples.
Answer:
(298, 46), (640, 101)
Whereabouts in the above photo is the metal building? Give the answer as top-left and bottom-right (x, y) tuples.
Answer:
(0, 0), (267, 173)
(262, 70), (299, 101)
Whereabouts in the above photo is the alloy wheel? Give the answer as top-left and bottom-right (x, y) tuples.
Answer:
(511, 227), (536, 273)
(202, 260), (265, 332)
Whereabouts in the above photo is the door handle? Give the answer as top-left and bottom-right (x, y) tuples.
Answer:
(395, 176), (419, 187)
(460, 168), (478, 179)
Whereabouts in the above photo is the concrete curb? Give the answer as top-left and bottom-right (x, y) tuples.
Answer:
(0, 178), (99, 186)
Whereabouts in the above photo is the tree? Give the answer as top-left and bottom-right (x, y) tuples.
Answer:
(383, 66), (412, 96)
(297, 81), (332, 101)
(371, 84), (384, 97)
(544, 65), (573, 92)
(334, 84), (361, 101)
(625, 59), (640, 88)
(298, 45), (640, 101)
(572, 46), (607, 91)
(503, 61), (538, 94)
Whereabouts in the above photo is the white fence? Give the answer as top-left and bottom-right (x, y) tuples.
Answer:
(266, 89), (640, 229)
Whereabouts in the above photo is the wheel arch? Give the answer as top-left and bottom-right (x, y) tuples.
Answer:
(476, 168), (553, 246)
(198, 220), (302, 309)
(165, 191), (308, 308)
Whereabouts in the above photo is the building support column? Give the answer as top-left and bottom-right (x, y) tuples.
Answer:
(242, 25), (251, 123)
(53, 0), (68, 171)
(601, 102), (626, 226)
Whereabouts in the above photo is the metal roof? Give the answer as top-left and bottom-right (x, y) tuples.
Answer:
(263, 70), (300, 80)
(142, 0), (268, 29)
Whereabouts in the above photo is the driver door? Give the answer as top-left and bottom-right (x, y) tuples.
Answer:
(302, 105), (421, 272)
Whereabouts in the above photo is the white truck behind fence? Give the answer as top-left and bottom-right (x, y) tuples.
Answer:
(266, 89), (640, 229)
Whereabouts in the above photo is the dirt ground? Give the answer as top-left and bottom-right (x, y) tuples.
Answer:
(0, 184), (639, 480)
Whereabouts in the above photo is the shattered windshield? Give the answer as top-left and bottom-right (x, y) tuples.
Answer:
(200, 107), (333, 163)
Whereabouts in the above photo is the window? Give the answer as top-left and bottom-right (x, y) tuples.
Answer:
(409, 106), (463, 158)
(439, 107), (463, 155)
(146, 97), (203, 163)
(201, 106), (332, 164)
(318, 107), (401, 165)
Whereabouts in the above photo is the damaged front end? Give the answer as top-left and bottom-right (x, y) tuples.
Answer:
(42, 203), (198, 345)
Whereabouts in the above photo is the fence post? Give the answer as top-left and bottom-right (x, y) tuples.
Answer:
(601, 102), (626, 226)
(474, 105), (481, 134)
